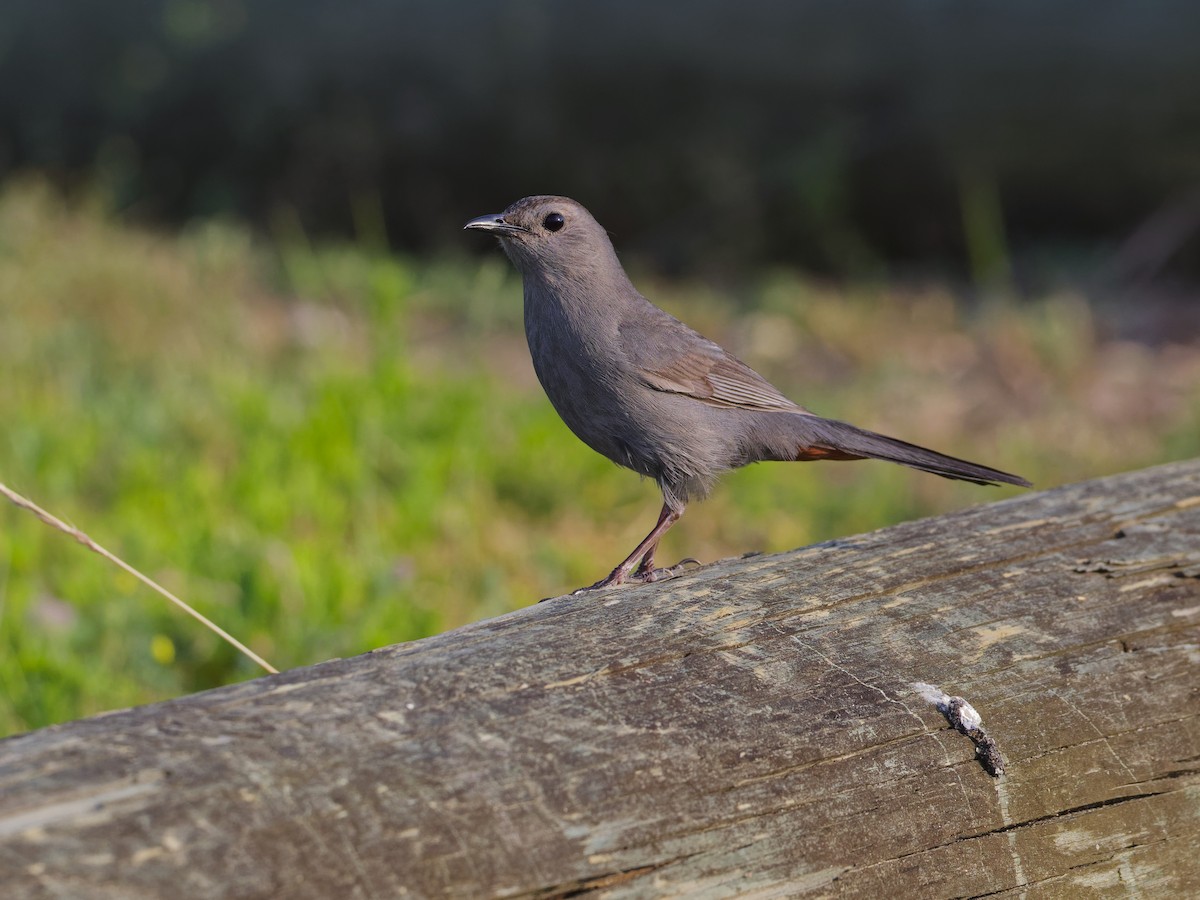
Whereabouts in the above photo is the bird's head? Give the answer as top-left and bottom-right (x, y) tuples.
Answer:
(464, 195), (622, 283)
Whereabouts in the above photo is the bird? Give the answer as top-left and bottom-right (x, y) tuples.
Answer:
(465, 196), (1030, 592)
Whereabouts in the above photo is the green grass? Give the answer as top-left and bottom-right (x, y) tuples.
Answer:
(2, 178), (1198, 735)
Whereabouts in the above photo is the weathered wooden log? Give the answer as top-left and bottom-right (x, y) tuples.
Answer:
(2, 461), (1198, 898)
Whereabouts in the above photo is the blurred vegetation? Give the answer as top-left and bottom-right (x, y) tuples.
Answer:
(2, 1), (1199, 280)
(1, 177), (1199, 735)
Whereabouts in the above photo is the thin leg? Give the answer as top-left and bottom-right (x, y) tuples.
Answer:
(632, 511), (687, 579)
(579, 502), (687, 592)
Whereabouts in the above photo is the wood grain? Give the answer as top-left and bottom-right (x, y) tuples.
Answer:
(2, 460), (1198, 898)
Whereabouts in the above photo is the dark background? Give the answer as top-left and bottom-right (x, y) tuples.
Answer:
(2, 0), (1198, 287)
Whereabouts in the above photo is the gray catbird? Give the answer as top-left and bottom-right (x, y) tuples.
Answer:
(466, 196), (1030, 591)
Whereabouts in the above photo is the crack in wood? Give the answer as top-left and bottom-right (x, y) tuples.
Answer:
(958, 622), (1200, 681)
(518, 856), (689, 899)
(726, 730), (936, 791)
(966, 835), (1175, 898)
(1074, 557), (1199, 578)
(1111, 495), (1200, 533)
(756, 533), (1127, 629)
(1143, 767), (1200, 783)
(850, 789), (1176, 891)
(968, 791), (1166, 839)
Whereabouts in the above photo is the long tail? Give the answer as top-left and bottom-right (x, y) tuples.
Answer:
(793, 416), (1031, 487)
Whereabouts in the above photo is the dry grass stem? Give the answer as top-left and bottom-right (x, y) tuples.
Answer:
(0, 480), (279, 675)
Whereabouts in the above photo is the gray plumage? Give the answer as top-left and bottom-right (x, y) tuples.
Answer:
(466, 196), (1030, 590)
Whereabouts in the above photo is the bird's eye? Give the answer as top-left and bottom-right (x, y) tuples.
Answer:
(543, 212), (565, 232)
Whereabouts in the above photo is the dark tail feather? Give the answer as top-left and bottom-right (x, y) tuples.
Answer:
(801, 417), (1032, 488)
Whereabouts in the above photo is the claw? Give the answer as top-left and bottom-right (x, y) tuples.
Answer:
(567, 555), (704, 595)
(640, 558), (703, 582)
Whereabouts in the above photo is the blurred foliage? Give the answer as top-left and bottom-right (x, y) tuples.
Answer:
(1, 1), (1199, 280)
(1, 178), (1199, 735)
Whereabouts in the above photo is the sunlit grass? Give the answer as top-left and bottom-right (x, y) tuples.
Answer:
(2, 178), (1198, 735)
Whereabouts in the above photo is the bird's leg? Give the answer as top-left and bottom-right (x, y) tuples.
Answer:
(631, 508), (701, 582)
(630, 504), (672, 579)
(580, 502), (683, 591)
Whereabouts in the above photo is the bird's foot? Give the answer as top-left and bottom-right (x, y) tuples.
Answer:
(560, 557), (703, 597)
(634, 557), (702, 583)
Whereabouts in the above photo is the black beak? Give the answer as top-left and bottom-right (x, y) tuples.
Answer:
(463, 213), (528, 235)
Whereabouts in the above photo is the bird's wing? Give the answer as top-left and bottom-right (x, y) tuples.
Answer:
(618, 305), (806, 413)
